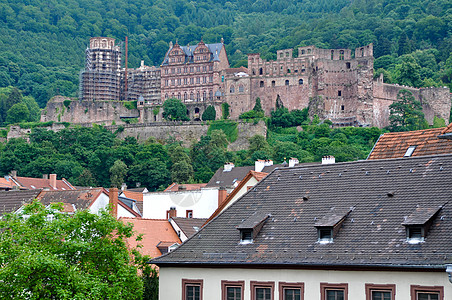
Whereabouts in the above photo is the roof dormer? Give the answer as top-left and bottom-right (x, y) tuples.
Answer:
(315, 208), (352, 244)
(237, 212), (270, 244)
(402, 206), (443, 244)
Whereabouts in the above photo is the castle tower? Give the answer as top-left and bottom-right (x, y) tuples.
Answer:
(79, 37), (121, 101)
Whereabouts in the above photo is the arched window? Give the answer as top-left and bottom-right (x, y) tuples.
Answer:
(285, 80), (289, 86)
(184, 93), (187, 100)
(209, 90), (213, 100)
(259, 68), (263, 75)
(177, 93), (181, 99)
(331, 50), (334, 60)
(299, 79), (303, 85)
(190, 92), (194, 100)
(339, 50), (344, 60)
(203, 91), (206, 100)
(272, 81), (275, 87)
(260, 81), (264, 87)
(165, 93), (168, 99)
(238, 85), (244, 93)
(230, 85), (235, 93)
(195, 107), (200, 113)
(196, 91), (200, 101)
(361, 48), (364, 56)
(252, 69), (256, 75)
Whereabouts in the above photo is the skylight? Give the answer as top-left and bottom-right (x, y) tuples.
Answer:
(404, 146), (416, 157)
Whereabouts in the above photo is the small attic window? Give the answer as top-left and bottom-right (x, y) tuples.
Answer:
(315, 208), (352, 244)
(404, 146), (416, 157)
(237, 213), (269, 245)
(402, 206), (442, 244)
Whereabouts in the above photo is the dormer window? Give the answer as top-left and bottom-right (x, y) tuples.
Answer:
(315, 208), (352, 244)
(402, 206), (442, 244)
(237, 213), (269, 245)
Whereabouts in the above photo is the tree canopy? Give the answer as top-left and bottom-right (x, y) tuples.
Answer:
(0, 200), (144, 299)
(388, 89), (426, 131)
(162, 98), (189, 121)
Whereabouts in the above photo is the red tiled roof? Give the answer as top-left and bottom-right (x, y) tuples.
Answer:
(36, 188), (105, 210)
(0, 178), (19, 190)
(368, 126), (452, 160)
(121, 218), (181, 258)
(13, 176), (75, 191)
(164, 183), (207, 192)
(122, 190), (143, 201)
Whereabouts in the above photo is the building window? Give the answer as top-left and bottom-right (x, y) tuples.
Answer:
(196, 66), (200, 72)
(240, 229), (253, 243)
(197, 77), (200, 84)
(318, 228), (333, 243)
(285, 80), (289, 86)
(410, 285), (443, 300)
(338, 90), (342, 96)
(320, 283), (348, 300)
(259, 68), (263, 75)
(272, 81), (276, 87)
(260, 81), (264, 87)
(341, 105), (345, 111)
(239, 85), (244, 93)
(339, 50), (344, 60)
(190, 67), (194, 73)
(222, 280), (244, 300)
(279, 282), (304, 300)
(230, 85), (235, 93)
(331, 50), (334, 60)
(182, 279), (203, 300)
(298, 79), (303, 85)
(251, 281), (274, 300)
(346, 62), (351, 69)
(365, 284), (395, 300)
(404, 146), (416, 157)
(186, 210), (193, 218)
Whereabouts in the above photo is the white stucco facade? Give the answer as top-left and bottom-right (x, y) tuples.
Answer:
(88, 193), (110, 215)
(159, 266), (451, 299)
(142, 188), (219, 219)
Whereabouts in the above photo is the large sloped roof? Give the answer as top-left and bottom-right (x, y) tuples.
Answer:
(154, 154), (452, 269)
(171, 217), (208, 238)
(13, 176), (75, 190)
(368, 124), (452, 160)
(0, 189), (42, 217)
(36, 188), (105, 211)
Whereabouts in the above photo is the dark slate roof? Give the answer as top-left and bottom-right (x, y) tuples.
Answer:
(162, 42), (224, 65)
(171, 217), (208, 238)
(0, 190), (42, 217)
(36, 188), (104, 211)
(153, 154), (452, 269)
(206, 166), (254, 188)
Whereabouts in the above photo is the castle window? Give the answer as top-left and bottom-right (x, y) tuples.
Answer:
(177, 68), (181, 73)
(190, 92), (194, 100)
(93, 64), (96, 70)
(259, 68), (263, 75)
(165, 69), (168, 74)
(190, 67), (194, 73)
(301, 50), (305, 54)
(331, 50), (334, 60)
(230, 85), (235, 93)
(298, 79), (304, 85)
(196, 91), (200, 101)
(308, 49), (311, 54)
(338, 90), (342, 96)
(271, 81), (275, 87)
(184, 78), (188, 85)
(340, 50), (344, 60)
(184, 93), (187, 100)
(209, 65), (213, 71)
(177, 93), (181, 99)
(190, 78), (194, 84)
(287, 69), (291, 73)
(286, 52), (289, 57)
(203, 91), (206, 100)
(196, 66), (200, 72)
(209, 90), (213, 100)
(209, 76), (213, 82)
(252, 69), (256, 75)
(341, 105), (345, 111)
(346, 62), (351, 69)
(285, 80), (289, 86)
(280, 53), (283, 58)
(203, 66), (206, 72)
(239, 85), (244, 93)
(203, 77), (207, 83)
(361, 48), (364, 56)
(196, 77), (200, 84)
(165, 80), (169, 86)
(172, 68), (175, 74)
(260, 81), (264, 88)
(165, 93), (168, 99)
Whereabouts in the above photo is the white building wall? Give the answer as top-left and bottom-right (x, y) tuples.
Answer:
(159, 267), (451, 300)
(223, 177), (259, 212)
(117, 204), (137, 218)
(142, 188), (219, 219)
(88, 193), (110, 215)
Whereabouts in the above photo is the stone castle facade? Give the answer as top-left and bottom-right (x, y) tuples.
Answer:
(55, 38), (450, 127)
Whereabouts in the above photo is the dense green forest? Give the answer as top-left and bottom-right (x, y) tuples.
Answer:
(0, 0), (450, 108)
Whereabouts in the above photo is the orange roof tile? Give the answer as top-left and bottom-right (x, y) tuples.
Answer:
(13, 176), (75, 191)
(0, 178), (19, 190)
(121, 218), (181, 258)
(122, 190), (143, 201)
(164, 183), (207, 192)
(368, 127), (452, 160)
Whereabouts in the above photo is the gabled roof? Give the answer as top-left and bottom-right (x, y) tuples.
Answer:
(164, 183), (207, 192)
(0, 189), (42, 217)
(206, 166), (255, 188)
(162, 42), (224, 65)
(0, 177), (20, 190)
(12, 176), (75, 191)
(36, 188), (105, 212)
(121, 218), (181, 258)
(205, 171), (268, 225)
(368, 125), (452, 160)
(171, 217), (208, 238)
(118, 195), (142, 218)
(153, 154), (452, 270)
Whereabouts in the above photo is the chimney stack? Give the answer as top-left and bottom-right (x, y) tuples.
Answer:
(110, 188), (119, 218)
(49, 174), (57, 188)
(255, 159), (273, 172)
(218, 187), (228, 207)
(223, 162), (235, 172)
(322, 156), (335, 165)
(289, 158), (299, 168)
(167, 207), (177, 219)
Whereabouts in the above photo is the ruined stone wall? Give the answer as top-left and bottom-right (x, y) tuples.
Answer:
(41, 96), (139, 125)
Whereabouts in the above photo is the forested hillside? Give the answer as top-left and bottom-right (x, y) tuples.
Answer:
(0, 0), (450, 108)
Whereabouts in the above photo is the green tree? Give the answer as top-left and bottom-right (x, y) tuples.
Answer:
(162, 98), (189, 121)
(0, 200), (144, 299)
(171, 160), (194, 183)
(110, 160), (128, 188)
(253, 97), (264, 113)
(221, 102), (230, 119)
(201, 105), (216, 121)
(76, 168), (98, 187)
(5, 102), (29, 124)
(389, 89), (425, 131)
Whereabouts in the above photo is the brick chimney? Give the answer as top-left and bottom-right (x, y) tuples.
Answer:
(218, 187), (228, 207)
(110, 187), (119, 218)
(167, 207), (177, 219)
(49, 174), (57, 188)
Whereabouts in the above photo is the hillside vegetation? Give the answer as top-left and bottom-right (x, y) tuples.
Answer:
(0, 0), (449, 108)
